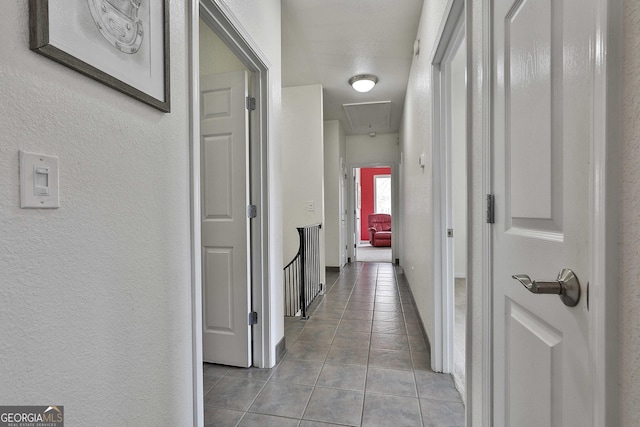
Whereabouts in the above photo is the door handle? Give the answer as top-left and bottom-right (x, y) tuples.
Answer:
(512, 268), (581, 307)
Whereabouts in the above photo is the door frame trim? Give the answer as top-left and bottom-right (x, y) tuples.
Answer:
(430, 0), (465, 377)
(589, 0), (620, 425)
(480, 1), (494, 425)
(197, 0), (272, 370)
(189, 1), (273, 425)
(348, 163), (398, 263)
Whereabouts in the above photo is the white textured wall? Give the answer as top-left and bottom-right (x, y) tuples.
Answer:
(401, 1), (487, 424)
(0, 1), (192, 425)
(214, 0), (284, 363)
(346, 133), (400, 166)
(324, 120), (346, 268)
(199, 18), (245, 75)
(400, 0), (448, 363)
(620, 0), (640, 424)
(282, 85), (326, 286)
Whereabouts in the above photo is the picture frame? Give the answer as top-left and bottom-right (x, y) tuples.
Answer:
(29, 0), (170, 112)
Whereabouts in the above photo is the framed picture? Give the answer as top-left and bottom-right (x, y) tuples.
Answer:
(29, 0), (170, 112)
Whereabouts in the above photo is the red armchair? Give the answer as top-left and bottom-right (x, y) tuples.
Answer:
(368, 213), (392, 247)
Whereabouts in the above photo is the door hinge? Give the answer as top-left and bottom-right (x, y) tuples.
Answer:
(249, 312), (258, 325)
(447, 228), (454, 238)
(246, 96), (256, 111)
(247, 204), (257, 219)
(486, 194), (495, 224)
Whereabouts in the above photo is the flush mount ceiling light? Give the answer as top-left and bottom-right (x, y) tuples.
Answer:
(349, 74), (378, 93)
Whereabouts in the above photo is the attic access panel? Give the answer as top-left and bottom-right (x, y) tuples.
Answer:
(343, 101), (391, 133)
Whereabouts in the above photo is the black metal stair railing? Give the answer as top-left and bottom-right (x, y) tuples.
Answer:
(283, 223), (323, 319)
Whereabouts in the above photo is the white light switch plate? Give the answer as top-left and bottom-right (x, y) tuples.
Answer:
(20, 150), (59, 209)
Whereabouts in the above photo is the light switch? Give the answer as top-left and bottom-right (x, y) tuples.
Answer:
(34, 166), (50, 195)
(20, 150), (59, 208)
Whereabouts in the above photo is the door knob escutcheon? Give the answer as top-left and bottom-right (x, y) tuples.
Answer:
(512, 268), (581, 307)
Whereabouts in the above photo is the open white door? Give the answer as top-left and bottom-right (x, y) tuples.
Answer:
(200, 70), (251, 367)
(492, 0), (597, 425)
(353, 169), (360, 260)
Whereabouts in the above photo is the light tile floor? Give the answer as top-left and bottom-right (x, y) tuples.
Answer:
(204, 262), (464, 426)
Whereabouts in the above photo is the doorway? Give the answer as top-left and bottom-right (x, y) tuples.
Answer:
(200, 20), (254, 368)
(431, 0), (467, 400)
(353, 166), (393, 263)
(190, 1), (273, 424)
(449, 32), (467, 398)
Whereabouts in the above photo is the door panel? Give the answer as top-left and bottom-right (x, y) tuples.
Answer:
(507, 0), (553, 220)
(203, 135), (233, 218)
(506, 301), (562, 427)
(492, 0), (594, 425)
(201, 70), (251, 367)
(203, 247), (234, 331)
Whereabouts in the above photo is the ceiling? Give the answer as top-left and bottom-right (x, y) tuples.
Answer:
(281, 0), (424, 136)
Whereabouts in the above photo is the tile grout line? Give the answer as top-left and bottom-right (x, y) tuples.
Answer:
(359, 262), (379, 426)
(350, 262), (369, 427)
(300, 261), (365, 425)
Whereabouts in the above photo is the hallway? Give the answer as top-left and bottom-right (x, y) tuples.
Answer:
(203, 262), (464, 426)
(355, 242), (392, 263)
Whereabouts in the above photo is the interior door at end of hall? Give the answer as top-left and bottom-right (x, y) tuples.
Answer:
(200, 70), (252, 368)
(353, 172), (360, 258)
(492, 0), (596, 425)
(340, 161), (348, 266)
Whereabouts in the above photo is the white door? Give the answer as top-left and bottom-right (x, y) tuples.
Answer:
(201, 70), (251, 367)
(340, 160), (347, 266)
(353, 170), (360, 259)
(492, 0), (595, 425)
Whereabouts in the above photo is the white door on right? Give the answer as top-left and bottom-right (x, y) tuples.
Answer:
(340, 161), (348, 267)
(492, 0), (596, 425)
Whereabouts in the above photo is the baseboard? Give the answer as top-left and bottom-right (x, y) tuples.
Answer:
(275, 336), (286, 364)
(326, 266), (341, 272)
(414, 303), (432, 355)
(395, 266), (431, 355)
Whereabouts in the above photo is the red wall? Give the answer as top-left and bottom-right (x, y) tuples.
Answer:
(360, 167), (391, 241)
